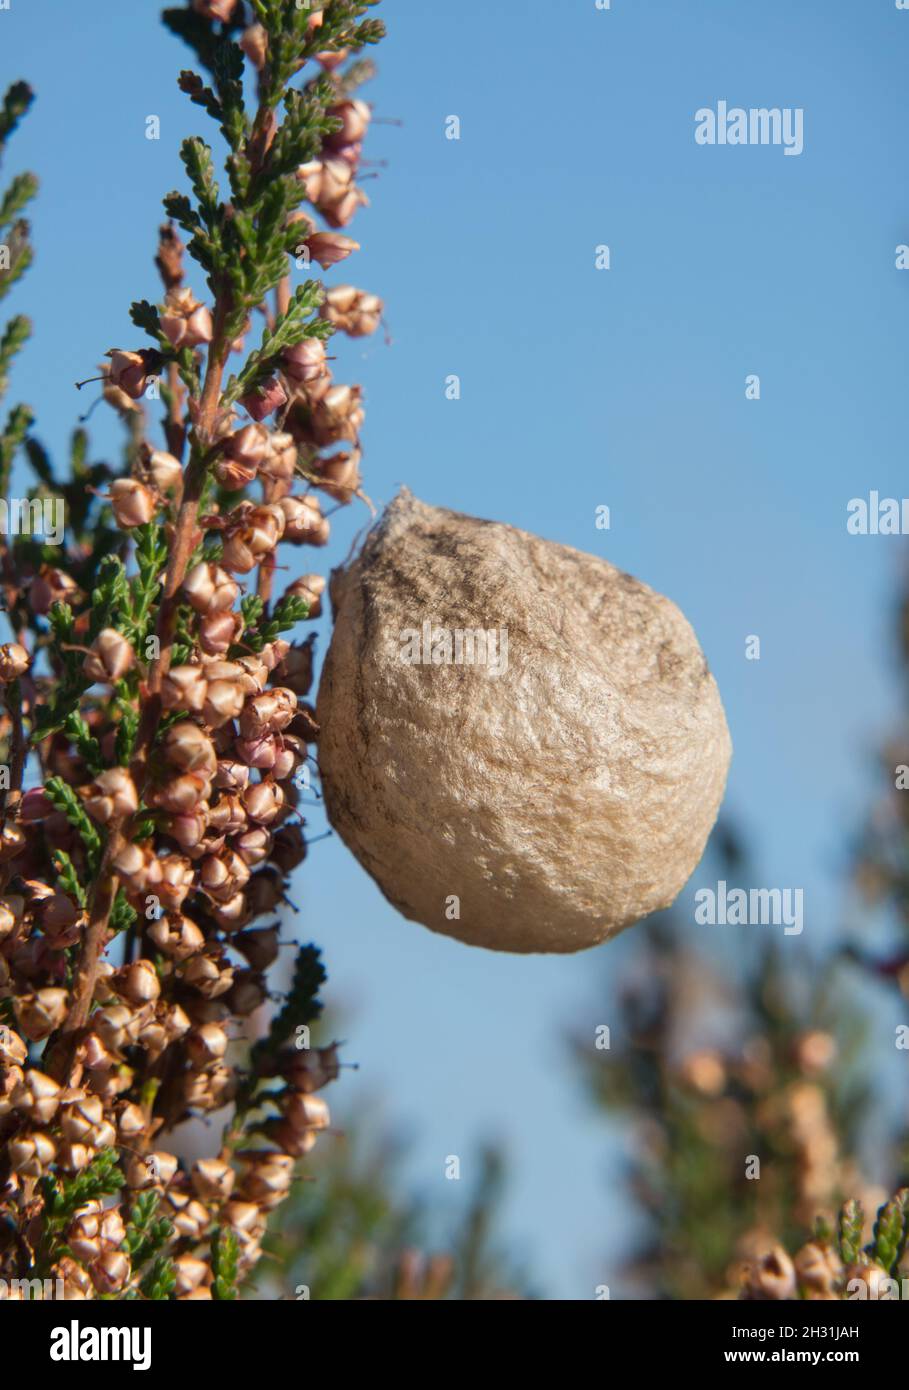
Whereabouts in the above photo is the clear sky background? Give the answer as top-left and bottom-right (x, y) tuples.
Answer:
(2, 0), (908, 1297)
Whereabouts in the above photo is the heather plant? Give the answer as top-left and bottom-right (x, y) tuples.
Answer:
(0, 0), (384, 1301)
(577, 820), (909, 1300)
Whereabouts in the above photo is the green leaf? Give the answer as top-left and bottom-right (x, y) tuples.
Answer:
(253, 943), (325, 1066)
(837, 1198), (865, 1266)
(44, 776), (102, 871)
(0, 171), (38, 230)
(211, 1226), (240, 1301)
(0, 82), (34, 149)
(111, 890), (138, 936)
(872, 1190), (909, 1275)
(52, 849), (87, 909)
(223, 281), (324, 406)
(48, 1149), (124, 1224)
(140, 1254), (177, 1301)
(62, 709), (104, 775)
(0, 314), (31, 397)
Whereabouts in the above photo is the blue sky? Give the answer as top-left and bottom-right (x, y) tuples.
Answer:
(2, 0), (908, 1297)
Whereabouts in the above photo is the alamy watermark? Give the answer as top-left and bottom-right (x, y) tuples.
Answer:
(846, 492), (909, 535)
(695, 102), (804, 157)
(399, 620), (509, 677)
(0, 496), (65, 545)
(0, 1275), (64, 1299)
(694, 880), (804, 935)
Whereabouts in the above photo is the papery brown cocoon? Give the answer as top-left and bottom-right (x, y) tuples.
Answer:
(317, 489), (731, 953)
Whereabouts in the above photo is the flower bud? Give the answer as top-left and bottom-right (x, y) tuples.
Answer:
(322, 284), (383, 338)
(272, 824), (307, 873)
(282, 1042), (341, 1093)
(114, 959), (161, 1007)
(126, 1150), (178, 1190)
(211, 891), (250, 931)
(227, 422), (270, 469)
(160, 287), (213, 350)
(18, 787), (54, 822)
(260, 430), (298, 483)
(183, 562), (240, 615)
(109, 478), (156, 528)
(171, 1197), (212, 1241)
(0, 895), (24, 941)
(276, 642), (315, 696)
(234, 827), (273, 867)
(151, 855), (196, 912)
(0, 642), (29, 681)
(92, 1250), (131, 1295)
(112, 841), (153, 888)
(83, 627), (134, 684)
(11, 1069), (62, 1124)
(200, 848), (250, 904)
(283, 336), (328, 387)
(285, 574), (325, 620)
(795, 1241), (843, 1296)
(240, 22), (267, 69)
(743, 1244), (797, 1301)
(162, 664), (209, 713)
(278, 494), (329, 545)
(242, 780), (284, 825)
(191, 1157), (236, 1202)
(315, 449), (360, 505)
(83, 767), (139, 824)
(9, 1130), (56, 1177)
(241, 375), (287, 422)
(239, 688), (297, 740)
(262, 1119), (317, 1161)
(106, 349), (157, 401)
(0, 1026), (27, 1066)
(186, 1021), (229, 1067)
(283, 1091), (330, 1134)
(226, 970), (267, 1016)
(148, 913), (205, 961)
(184, 1061), (236, 1108)
(116, 1103), (146, 1141)
(165, 722), (218, 774)
(60, 1094), (104, 1142)
(326, 99), (371, 148)
(183, 951), (235, 999)
(200, 609), (242, 657)
(15, 988), (69, 1041)
(305, 231), (361, 270)
(242, 1153), (294, 1207)
(234, 926), (280, 971)
(204, 675), (247, 729)
(193, 0), (236, 21)
(37, 893), (83, 947)
(29, 565), (80, 617)
(149, 449), (184, 493)
(163, 1003), (192, 1043)
(174, 1255), (213, 1296)
(152, 772), (211, 816)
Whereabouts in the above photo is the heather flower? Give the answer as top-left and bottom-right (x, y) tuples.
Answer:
(0, 642), (29, 680)
(109, 478), (156, 527)
(240, 375), (287, 422)
(159, 286), (213, 350)
(105, 349), (158, 400)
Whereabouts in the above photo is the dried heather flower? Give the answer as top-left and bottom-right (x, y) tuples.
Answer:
(160, 287), (214, 350)
(82, 628), (134, 684)
(0, 642), (30, 680)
